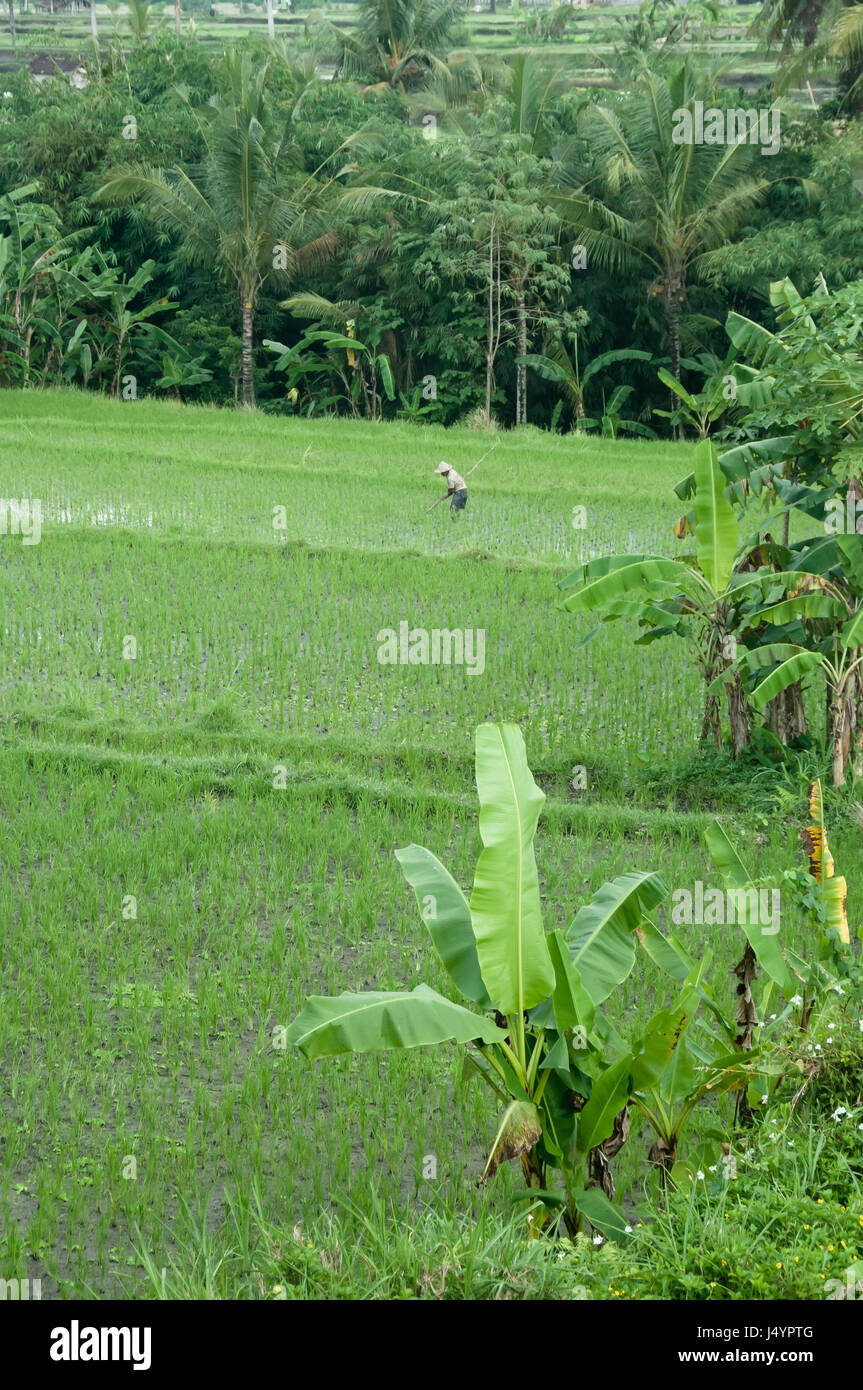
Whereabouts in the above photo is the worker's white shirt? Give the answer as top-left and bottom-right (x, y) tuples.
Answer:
(446, 468), (466, 491)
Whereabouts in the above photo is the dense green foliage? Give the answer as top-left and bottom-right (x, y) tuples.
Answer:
(4, 13), (863, 426)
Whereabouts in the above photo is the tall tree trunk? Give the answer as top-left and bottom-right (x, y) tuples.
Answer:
(484, 220), (500, 426)
(663, 268), (684, 385)
(266, 0), (274, 38)
(174, 0), (181, 38)
(241, 299), (255, 407)
(90, 0), (98, 38)
(8, 0), (15, 53)
(802, 1), (823, 45)
(662, 268), (685, 441)
(515, 293), (527, 426)
(111, 332), (125, 398)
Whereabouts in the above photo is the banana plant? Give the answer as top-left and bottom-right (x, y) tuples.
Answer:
(713, 532), (863, 785)
(653, 354), (737, 440)
(287, 723), (669, 1239)
(705, 800), (846, 1036)
(629, 977), (764, 1190)
(580, 384), (658, 440)
(55, 252), (177, 397)
(518, 333), (653, 432)
(559, 438), (777, 757)
(274, 292), (397, 421)
(265, 328), (395, 421)
(672, 279), (863, 547)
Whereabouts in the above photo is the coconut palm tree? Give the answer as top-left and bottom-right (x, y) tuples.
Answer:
(321, 0), (467, 91)
(754, 1), (863, 107)
(754, 0), (832, 50)
(97, 54), (338, 407)
(551, 62), (770, 386)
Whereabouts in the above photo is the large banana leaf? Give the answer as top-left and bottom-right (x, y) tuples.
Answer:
(769, 276), (814, 327)
(802, 780), (833, 881)
(575, 1053), (632, 1155)
(469, 725), (554, 1015)
(840, 607), (863, 648)
(630, 999), (695, 1092)
(657, 1032), (699, 1108)
(547, 929), (595, 1035)
(657, 366), (699, 411)
(636, 920), (695, 980)
(567, 871), (668, 1005)
(756, 594), (845, 625)
(571, 1184), (631, 1241)
(394, 845), (490, 1007)
(725, 308), (784, 366)
(673, 434), (795, 502)
(744, 646), (824, 709)
(693, 438), (738, 594)
(728, 568), (831, 597)
(705, 823), (799, 997)
(559, 553), (660, 593)
(559, 558), (688, 614)
(287, 984), (505, 1059)
(703, 821), (750, 890)
(818, 866), (850, 950)
(835, 533), (863, 593)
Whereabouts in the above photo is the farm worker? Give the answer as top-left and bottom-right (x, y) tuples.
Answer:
(434, 461), (468, 519)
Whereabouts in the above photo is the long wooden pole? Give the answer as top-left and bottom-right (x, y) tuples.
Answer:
(424, 440), (499, 514)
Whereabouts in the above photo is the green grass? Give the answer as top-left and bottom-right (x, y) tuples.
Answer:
(0, 387), (859, 1299)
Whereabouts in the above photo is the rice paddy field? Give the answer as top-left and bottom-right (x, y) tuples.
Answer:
(0, 2), (803, 97)
(1, 387), (860, 1301)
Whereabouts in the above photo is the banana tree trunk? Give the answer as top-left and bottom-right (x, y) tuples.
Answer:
(587, 1104), (629, 1199)
(90, 0), (98, 37)
(725, 671), (751, 759)
(700, 689), (722, 751)
(519, 1150), (551, 1237)
(174, 0), (181, 38)
(766, 679), (807, 745)
(266, 0), (274, 38)
(241, 299), (255, 407)
(648, 1135), (677, 1193)
(830, 678), (855, 788)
